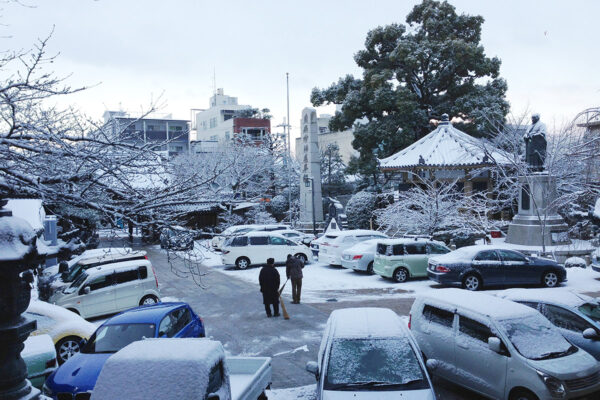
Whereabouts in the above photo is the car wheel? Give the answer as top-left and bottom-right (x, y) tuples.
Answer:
(236, 257), (250, 270)
(542, 271), (559, 287)
(462, 274), (482, 291)
(140, 295), (159, 306)
(294, 253), (308, 264)
(56, 336), (83, 364)
(509, 389), (539, 400)
(366, 262), (374, 275)
(393, 267), (409, 283)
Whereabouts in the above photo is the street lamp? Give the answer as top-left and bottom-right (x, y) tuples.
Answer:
(0, 198), (42, 400)
(304, 175), (317, 236)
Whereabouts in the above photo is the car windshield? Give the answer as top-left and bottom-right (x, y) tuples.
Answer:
(578, 303), (600, 322)
(64, 264), (83, 282)
(499, 314), (576, 360)
(70, 271), (88, 288)
(324, 338), (428, 391)
(82, 323), (156, 354)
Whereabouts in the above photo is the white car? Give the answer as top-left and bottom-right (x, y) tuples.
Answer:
(50, 259), (161, 318)
(212, 224), (289, 251)
(23, 334), (57, 389)
(277, 229), (316, 246)
(41, 247), (134, 278)
(221, 231), (313, 269)
(306, 307), (436, 399)
(26, 300), (96, 364)
(319, 230), (388, 266)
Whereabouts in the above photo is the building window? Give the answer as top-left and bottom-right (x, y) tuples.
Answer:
(209, 117), (217, 129)
(147, 124), (155, 131)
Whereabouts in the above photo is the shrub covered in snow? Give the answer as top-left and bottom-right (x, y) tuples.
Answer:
(564, 256), (587, 269)
(270, 195), (288, 219)
(345, 191), (376, 229)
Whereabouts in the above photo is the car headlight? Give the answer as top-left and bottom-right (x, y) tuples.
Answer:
(537, 371), (565, 398)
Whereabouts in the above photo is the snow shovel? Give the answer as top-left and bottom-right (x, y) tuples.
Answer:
(279, 279), (290, 320)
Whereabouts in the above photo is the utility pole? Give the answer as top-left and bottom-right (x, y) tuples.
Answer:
(286, 72), (292, 226)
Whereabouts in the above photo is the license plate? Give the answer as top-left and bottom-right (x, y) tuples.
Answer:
(343, 254), (350, 260)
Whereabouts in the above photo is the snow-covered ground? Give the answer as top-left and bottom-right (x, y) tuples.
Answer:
(267, 385), (316, 400)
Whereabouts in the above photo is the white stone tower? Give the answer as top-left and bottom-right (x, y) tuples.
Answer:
(299, 108), (324, 230)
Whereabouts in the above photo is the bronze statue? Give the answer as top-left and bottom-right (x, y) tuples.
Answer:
(524, 113), (547, 172)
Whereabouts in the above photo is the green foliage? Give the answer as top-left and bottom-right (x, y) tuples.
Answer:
(320, 144), (348, 196)
(311, 0), (509, 184)
(235, 107), (272, 120)
(345, 191), (377, 229)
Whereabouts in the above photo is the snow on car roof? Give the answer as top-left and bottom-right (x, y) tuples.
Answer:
(419, 289), (538, 320)
(91, 339), (225, 400)
(430, 245), (526, 263)
(499, 289), (595, 307)
(325, 230), (386, 238)
(329, 308), (406, 338)
(378, 238), (431, 245)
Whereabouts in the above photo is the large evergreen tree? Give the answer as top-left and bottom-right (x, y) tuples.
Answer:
(311, 0), (509, 184)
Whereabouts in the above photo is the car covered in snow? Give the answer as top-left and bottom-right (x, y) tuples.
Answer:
(277, 229), (316, 246)
(90, 338), (272, 400)
(23, 334), (57, 389)
(427, 245), (567, 291)
(499, 289), (600, 361)
(340, 239), (381, 274)
(318, 230), (388, 266)
(306, 307), (435, 399)
(221, 231), (312, 269)
(410, 289), (600, 400)
(43, 302), (206, 399)
(26, 300), (96, 364)
(373, 238), (450, 282)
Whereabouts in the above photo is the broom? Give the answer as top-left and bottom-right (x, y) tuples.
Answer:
(279, 278), (290, 320)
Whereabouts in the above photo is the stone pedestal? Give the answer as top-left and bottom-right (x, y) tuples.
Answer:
(506, 174), (569, 247)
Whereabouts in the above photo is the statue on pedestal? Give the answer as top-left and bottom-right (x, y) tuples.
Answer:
(524, 113), (547, 172)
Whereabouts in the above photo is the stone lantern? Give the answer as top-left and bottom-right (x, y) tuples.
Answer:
(0, 198), (41, 400)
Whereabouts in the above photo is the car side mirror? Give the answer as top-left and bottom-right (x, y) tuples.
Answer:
(488, 337), (502, 353)
(425, 359), (439, 371)
(306, 361), (319, 378)
(583, 328), (599, 340)
(83, 286), (91, 294)
(207, 394), (220, 400)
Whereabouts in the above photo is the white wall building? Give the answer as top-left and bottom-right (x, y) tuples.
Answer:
(192, 88), (251, 143)
(295, 112), (357, 165)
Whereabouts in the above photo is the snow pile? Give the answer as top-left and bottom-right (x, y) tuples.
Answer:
(0, 216), (37, 263)
(22, 334), (55, 360)
(267, 385), (316, 400)
(28, 300), (96, 338)
(565, 257), (587, 268)
(5, 199), (45, 232)
(92, 339), (229, 400)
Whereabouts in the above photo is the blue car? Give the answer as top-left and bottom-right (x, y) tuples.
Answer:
(427, 246), (567, 291)
(42, 302), (205, 399)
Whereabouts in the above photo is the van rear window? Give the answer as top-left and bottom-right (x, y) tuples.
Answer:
(423, 305), (454, 328)
(229, 236), (248, 247)
(376, 244), (387, 255)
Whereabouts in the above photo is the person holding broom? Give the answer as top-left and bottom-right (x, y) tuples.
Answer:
(259, 258), (280, 317)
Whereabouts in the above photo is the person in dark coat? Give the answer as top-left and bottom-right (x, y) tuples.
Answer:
(259, 258), (280, 317)
(286, 254), (304, 304)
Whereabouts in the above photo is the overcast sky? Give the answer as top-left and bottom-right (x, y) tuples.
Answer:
(3, 0), (599, 142)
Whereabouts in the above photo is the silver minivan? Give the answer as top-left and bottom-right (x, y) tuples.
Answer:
(50, 259), (160, 318)
(410, 289), (600, 400)
(306, 307), (436, 399)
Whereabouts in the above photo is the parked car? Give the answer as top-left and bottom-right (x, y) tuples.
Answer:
(427, 245), (567, 291)
(39, 248), (147, 300)
(49, 259), (161, 318)
(90, 338), (271, 400)
(410, 289), (600, 400)
(499, 289), (600, 360)
(319, 230), (388, 266)
(212, 224), (290, 251)
(41, 247), (134, 279)
(374, 238), (450, 282)
(26, 300), (96, 364)
(591, 249), (600, 273)
(340, 239), (381, 274)
(221, 231), (312, 269)
(160, 226), (194, 251)
(310, 234), (327, 258)
(277, 229), (316, 246)
(23, 334), (57, 389)
(42, 302), (206, 399)
(306, 307), (436, 399)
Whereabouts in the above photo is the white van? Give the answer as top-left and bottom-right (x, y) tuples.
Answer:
(212, 224), (289, 251)
(221, 231), (312, 269)
(410, 289), (600, 400)
(318, 230), (387, 266)
(306, 307), (436, 399)
(50, 260), (161, 319)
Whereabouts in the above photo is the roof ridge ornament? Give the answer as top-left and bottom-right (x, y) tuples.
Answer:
(440, 113), (450, 125)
